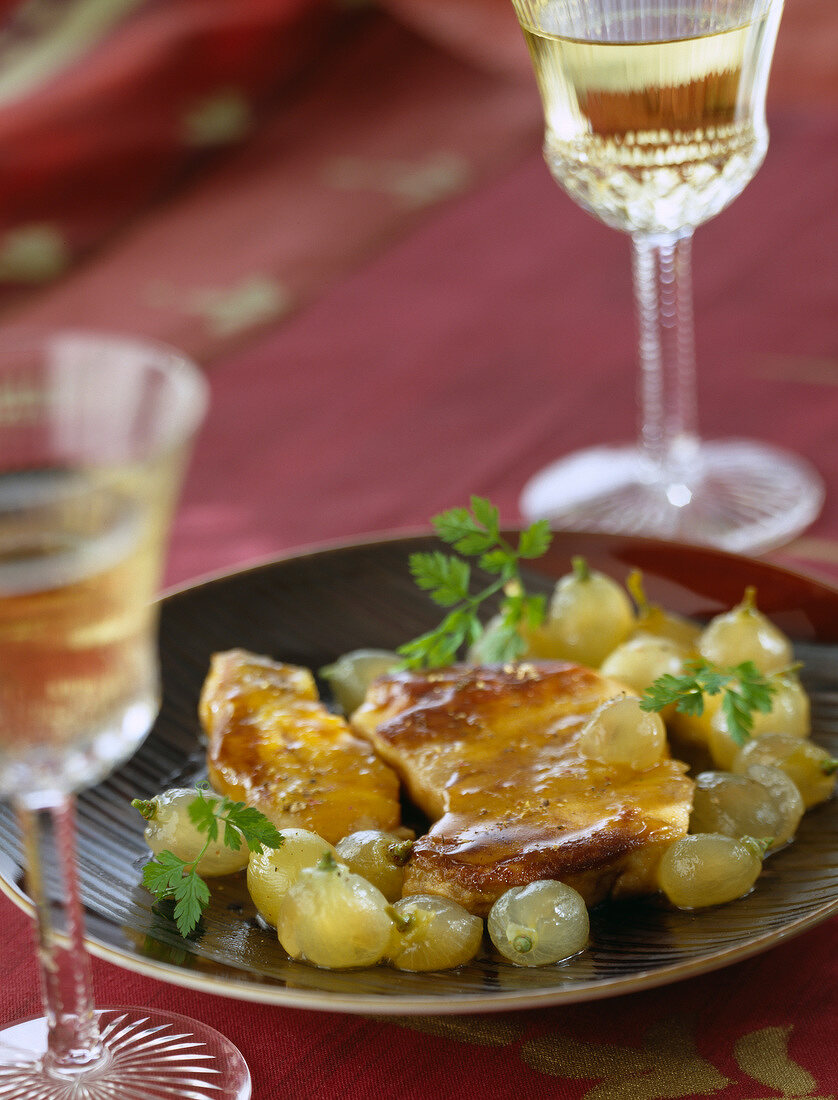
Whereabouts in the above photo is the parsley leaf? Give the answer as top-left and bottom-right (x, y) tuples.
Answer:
(171, 869), (210, 938)
(136, 788), (283, 938)
(141, 850), (189, 897)
(224, 801), (285, 853)
(398, 496), (553, 669)
(409, 551), (471, 606)
(518, 522), (553, 560)
(639, 657), (776, 745)
(187, 789), (220, 841)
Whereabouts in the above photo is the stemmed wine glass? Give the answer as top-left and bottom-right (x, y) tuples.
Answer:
(511, 0), (824, 553)
(0, 332), (251, 1099)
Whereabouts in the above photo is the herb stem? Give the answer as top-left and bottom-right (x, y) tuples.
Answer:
(397, 497), (553, 668)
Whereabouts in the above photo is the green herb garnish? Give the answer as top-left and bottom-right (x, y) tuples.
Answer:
(140, 851), (210, 939)
(397, 496), (552, 669)
(639, 657), (776, 746)
(135, 788), (283, 937)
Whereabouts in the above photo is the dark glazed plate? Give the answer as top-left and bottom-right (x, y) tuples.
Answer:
(2, 532), (838, 1014)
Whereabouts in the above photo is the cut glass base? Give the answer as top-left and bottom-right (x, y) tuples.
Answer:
(520, 440), (824, 555)
(0, 1007), (251, 1099)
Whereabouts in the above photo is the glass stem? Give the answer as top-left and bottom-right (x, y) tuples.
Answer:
(17, 792), (106, 1077)
(631, 231), (701, 485)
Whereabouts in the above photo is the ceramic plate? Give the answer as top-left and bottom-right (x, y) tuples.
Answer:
(2, 532), (838, 1015)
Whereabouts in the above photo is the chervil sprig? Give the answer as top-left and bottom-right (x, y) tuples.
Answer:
(397, 496), (552, 669)
(134, 787), (283, 937)
(639, 657), (776, 746)
(185, 789), (283, 854)
(141, 851), (210, 938)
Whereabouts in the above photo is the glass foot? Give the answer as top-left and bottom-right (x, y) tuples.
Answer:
(519, 440), (824, 555)
(0, 1007), (251, 1099)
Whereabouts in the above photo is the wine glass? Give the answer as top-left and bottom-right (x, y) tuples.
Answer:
(0, 332), (251, 1099)
(511, 0), (823, 553)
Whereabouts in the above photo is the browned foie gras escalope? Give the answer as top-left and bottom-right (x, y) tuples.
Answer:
(200, 649), (401, 845)
(352, 661), (693, 916)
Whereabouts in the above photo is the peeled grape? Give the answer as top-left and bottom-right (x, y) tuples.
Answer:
(743, 763), (804, 848)
(733, 733), (838, 809)
(247, 828), (339, 927)
(524, 557), (634, 667)
(335, 830), (413, 902)
(276, 854), (394, 969)
(487, 881), (589, 967)
(625, 570), (701, 650)
(320, 649), (399, 714)
(579, 695), (667, 771)
(388, 895), (483, 971)
(658, 834), (768, 909)
(599, 633), (688, 695)
(133, 787), (249, 877)
(689, 768), (802, 850)
(698, 587), (793, 675)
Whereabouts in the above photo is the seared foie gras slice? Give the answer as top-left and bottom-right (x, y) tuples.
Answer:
(352, 662), (692, 915)
(200, 649), (401, 844)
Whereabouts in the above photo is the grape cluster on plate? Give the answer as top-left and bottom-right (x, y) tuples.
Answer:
(133, 557), (837, 972)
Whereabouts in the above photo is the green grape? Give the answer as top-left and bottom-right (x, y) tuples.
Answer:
(524, 557), (635, 667)
(247, 828), (339, 926)
(599, 633), (688, 695)
(335, 830), (413, 902)
(689, 768), (802, 850)
(320, 649), (400, 714)
(388, 895), (483, 971)
(579, 695), (667, 771)
(625, 570), (701, 649)
(743, 763), (804, 848)
(658, 834), (769, 909)
(276, 853), (394, 969)
(732, 733), (838, 809)
(135, 787), (248, 877)
(487, 881), (589, 967)
(698, 587), (793, 675)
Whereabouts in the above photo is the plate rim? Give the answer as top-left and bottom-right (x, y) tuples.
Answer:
(92, 891), (838, 1011)
(3, 849), (836, 1016)
(4, 530), (838, 1014)
(160, 526), (838, 605)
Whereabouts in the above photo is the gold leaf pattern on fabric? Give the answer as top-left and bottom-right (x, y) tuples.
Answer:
(147, 276), (293, 338)
(182, 89), (253, 147)
(520, 1016), (729, 1099)
(734, 1026), (818, 1096)
(0, 224), (70, 283)
(380, 1013), (525, 1047)
(381, 1012), (833, 1098)
(323, 153), (471, 208)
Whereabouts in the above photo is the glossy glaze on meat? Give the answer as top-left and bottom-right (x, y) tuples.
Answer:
(352, 662), (693, 915)
(200, 649), (401, 844)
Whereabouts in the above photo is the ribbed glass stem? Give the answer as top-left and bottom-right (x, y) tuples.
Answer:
(17, 794), (107, 1079)
(632, 232), (700, 483)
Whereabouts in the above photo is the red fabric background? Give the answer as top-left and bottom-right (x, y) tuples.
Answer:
(0, 1), (837, 1097)
(0, 0), (339, 278)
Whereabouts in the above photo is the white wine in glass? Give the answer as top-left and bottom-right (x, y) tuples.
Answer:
(513, 0), (823, 552)
(0, 333), (251, 1099)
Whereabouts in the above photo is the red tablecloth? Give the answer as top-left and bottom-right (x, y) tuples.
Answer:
(2, 2), (838, 1097)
